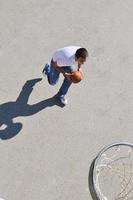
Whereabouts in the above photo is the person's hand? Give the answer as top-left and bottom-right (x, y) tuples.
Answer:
(77, 68), (84, 79)
(63, 72), (72, 82)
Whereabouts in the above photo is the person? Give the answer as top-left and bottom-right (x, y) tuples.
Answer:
(42, 46), (88, 105)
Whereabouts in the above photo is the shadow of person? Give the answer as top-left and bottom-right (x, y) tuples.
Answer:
(0, 78), (64, 140)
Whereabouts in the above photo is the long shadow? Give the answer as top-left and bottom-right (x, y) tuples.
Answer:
(0, 78), (64, 140)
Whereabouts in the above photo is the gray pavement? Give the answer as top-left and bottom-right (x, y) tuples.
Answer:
(0, 0), (133, 199)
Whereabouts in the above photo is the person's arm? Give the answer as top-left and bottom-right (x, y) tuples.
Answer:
(52, 61), (72, 81)
(77, 65), (84, 79)
(52, 61), (65, 75)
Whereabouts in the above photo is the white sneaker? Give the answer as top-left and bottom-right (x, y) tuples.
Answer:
(59, 96), (68, 105)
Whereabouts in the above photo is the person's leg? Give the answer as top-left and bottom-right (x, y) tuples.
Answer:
(43, 62), (60, 85)
(56, 66), (74, 105)
(57, 78), (72, 97)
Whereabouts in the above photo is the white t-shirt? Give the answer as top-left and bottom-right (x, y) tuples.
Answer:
(52, 46), (81, 67)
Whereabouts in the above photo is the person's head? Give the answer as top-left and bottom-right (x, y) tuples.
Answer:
(75, 48), (89, 65)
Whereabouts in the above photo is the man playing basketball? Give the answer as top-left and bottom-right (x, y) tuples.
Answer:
(42, 46), (88, 105)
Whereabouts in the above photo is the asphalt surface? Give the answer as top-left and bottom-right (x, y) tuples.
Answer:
(0, 1), (133, 199)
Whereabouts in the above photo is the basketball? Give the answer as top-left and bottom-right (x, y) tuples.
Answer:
(70, 71), (82, 83)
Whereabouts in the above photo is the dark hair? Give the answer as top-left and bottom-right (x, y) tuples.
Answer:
(75, 48), (88, 59)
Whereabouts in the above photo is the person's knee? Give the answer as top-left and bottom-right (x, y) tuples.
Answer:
(49, 82), (56, 86)
(48, 78), (58, 85)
